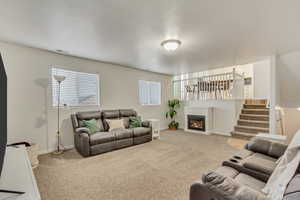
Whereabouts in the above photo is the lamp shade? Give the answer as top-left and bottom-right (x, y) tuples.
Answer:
(53, 75), (66, 83)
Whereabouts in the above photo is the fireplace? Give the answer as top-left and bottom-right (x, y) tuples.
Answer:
(184, 106), (212, 134)
(187, 115), (206, 131)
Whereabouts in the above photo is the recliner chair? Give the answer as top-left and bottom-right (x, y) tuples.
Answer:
(190, 138), (300, 200)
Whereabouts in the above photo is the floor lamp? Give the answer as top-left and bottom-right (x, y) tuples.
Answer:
(53, 75), (66, 155)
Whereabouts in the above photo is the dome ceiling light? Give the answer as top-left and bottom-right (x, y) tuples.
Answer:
(161, 39), (181, 51)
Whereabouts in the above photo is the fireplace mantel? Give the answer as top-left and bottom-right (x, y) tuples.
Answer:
(184, 106), (214, 134)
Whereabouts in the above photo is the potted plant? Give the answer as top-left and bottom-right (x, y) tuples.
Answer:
(166, 99), (181, 130)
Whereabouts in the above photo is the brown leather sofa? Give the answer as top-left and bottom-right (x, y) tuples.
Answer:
(190, 138), (300, 200)
(71, 109), (152, 157)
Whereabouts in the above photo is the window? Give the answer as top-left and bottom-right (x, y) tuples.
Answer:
(51, 68), (100, 106)
(139, 80), (161, 105)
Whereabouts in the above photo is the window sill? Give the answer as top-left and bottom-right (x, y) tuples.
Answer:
(49, 105), (100, 110)
(140, 104), (161, 106)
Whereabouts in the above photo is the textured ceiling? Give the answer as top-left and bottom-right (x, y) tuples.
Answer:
(0, 0), (300, 75)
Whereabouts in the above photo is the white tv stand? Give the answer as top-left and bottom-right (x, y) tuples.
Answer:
(0, 145), (41, 200)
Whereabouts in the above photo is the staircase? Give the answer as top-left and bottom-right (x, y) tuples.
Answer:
(231, 101), (269, 140)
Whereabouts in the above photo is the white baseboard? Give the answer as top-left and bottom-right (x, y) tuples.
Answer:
(39, 145), (74, 155)
(184, 128), (210, 135)
(211, 131), (232, 137)
(160, 126), (169, 131)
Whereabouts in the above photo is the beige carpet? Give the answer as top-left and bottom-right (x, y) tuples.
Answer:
(227, 137), (249, 149)
(34, 130), (239, 200)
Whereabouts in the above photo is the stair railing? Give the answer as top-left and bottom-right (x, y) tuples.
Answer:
(173, 69), (245, 101)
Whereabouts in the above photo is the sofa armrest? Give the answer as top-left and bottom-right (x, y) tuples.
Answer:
(141, 121), (151, 128)
(75, 127), (91, 134)
(245, 138), (287, 159)
(74, 131), (90, 157)
(190, 179), (216, 200)
(199, 172), (267, 200)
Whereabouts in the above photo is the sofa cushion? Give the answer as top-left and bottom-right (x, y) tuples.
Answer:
(79, 118), (104, 131)
(122, 117), (130, 128)
(106, 119), (125, 131)
(102, 110), (120, 119)
(90, 132), (115, 145)
(132, 127), (151, 137)
(202, 167), (239, 184)
(234, 173), (266, 191)
(113, 129), (133, 140)
(76, 111), (103, 128)
(77, 110), (101, 120)
(243, 153), (277, 175)
(233, 149), (254, 160)
(129, 116), (142, 128)
(141, 121), (151, 128)
(246, 139), (271, 155)
(119, 109), (137, 117)
(246, 138), (287, 159)
(200, 171), (267, 200)
(269, 142), (287, 159)
(214, 166), (239, 179)
(102, 110), (120, 131)
(83, 119), (102, 134)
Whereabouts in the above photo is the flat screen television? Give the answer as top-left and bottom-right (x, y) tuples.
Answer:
(0, 53), (7, 177)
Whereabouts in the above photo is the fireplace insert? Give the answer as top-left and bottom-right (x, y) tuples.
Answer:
(187, 115), (205, 131)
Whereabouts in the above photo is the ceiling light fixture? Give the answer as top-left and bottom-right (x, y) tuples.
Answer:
(161, 39), (181, 51)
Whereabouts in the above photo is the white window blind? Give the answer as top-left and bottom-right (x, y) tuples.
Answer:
(139, 80), (161, 105)
(51, 68), (100, 106)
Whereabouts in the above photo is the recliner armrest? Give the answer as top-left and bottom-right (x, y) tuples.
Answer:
(200, 172), (267, 200)
(141, 121), (151, 128)
(75, 127), (91, 134)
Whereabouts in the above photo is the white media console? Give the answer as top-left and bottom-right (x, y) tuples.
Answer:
(0, 145), (41, 200)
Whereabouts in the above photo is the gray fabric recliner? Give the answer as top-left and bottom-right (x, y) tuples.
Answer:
(71, 109), (152, 157)
(190, 138), (300, 200)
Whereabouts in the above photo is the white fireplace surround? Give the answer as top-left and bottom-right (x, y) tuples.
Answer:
(184, 106), (213, 134)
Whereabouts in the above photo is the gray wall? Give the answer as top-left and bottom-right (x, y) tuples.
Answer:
(0, 41), (172, 153)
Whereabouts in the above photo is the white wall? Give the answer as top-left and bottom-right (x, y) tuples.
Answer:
(282, 108), (300, 142)
(269, 56), (278, 135)
(173, 62), (272, 100)
(177, 100), (244, 135)
(276, 51), (300, 139)
(0, 41), (172, 153)
(253, 60), (271, 100)
(277, 51), (300, 108)
(173, 61), (272, 135)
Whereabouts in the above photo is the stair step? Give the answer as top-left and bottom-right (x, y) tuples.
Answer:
(231, 131), (257, 140)
(244, 104), (267, 109)
(234, 125), (269, 134)
(240, 114), (269, 121)
(242, 109), (269, 115)
(245, 99), (267, 105)
(238, 120), (269, 128)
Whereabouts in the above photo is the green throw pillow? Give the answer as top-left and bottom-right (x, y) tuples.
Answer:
(83, 119), (101, 134)
(129, 116), (142, 128)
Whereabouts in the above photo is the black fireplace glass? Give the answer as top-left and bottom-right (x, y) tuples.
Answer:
(187, 115), (206, 131)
